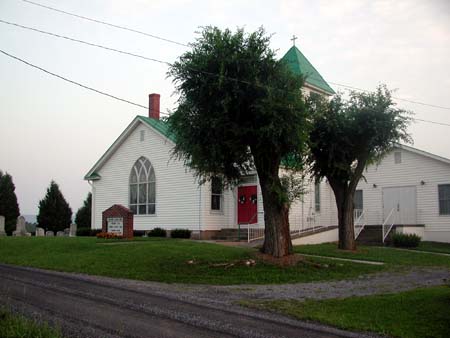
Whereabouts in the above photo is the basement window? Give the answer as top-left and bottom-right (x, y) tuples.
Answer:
(394, 151), (402, 164)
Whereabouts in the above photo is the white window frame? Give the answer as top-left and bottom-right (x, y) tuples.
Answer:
(129, 157), (156, 215)
(211, 177), (223, 212)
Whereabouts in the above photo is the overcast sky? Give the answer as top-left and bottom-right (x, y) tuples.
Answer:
(1, 0), (449, 215)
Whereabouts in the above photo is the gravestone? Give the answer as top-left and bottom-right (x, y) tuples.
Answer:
(56, 231), (65, 237)
(46, 230), (54, 237)
(0, 216), (6, 236)
(64, 228), (70, 236)
(35, 227), (45, 237)
(13, 216), (31, 236)
(69, 223), (77, 237)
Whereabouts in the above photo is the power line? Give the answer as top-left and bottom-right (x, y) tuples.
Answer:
(0, 19), (171, 66)
(0, 48), (448, 127)
(0, 48), (170, 115)
(20, 0), (189, 47)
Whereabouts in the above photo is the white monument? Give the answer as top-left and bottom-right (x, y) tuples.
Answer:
(69, 223), (77, 237)
(0, 215), (6, 236)
(35, 227), (45, 237)
(13, 216), (31, 236)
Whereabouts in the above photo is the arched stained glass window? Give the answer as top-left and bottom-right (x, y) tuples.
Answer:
(129, 157), (156, 215)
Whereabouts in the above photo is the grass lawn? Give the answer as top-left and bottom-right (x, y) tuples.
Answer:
(0, 308), (62, 338)
(294, 243), (450, 268)
(0, 237), (383, 285)
(240, 286), (450, 338)
(416, 241), (450, 255)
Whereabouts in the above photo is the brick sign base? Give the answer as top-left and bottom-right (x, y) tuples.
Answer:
(102, 204), (133, 239)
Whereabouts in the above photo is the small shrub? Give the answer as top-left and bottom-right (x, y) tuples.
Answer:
(76, 227), (91, 236)
(392, 233), (421, 248)
(148, 227), (167, 237)
(170, 229), (192, 239)
(96, 232), (123, 239)
(133, 230), (146, 237)
(90, 229), (102, 236)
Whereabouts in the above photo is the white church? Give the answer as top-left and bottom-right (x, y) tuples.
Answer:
(85, 46), (450, 244)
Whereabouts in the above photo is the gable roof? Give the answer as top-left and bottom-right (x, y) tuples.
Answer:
(84, 116), (174, 180)
(396, 144), (450, 166)
(281, 46), (335, 95)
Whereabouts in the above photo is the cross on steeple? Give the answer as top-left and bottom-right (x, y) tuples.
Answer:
(291, 35), (298, 46)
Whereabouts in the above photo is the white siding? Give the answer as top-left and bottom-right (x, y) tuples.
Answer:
(291, 147), (450, 242)
(92, 122), (202, 231)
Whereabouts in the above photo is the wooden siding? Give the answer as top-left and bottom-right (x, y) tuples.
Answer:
(92, 121), (202, 231)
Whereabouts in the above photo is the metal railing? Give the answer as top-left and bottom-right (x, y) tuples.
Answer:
(382, 208), (395, 243)
(354, 209), (366, 239)
(238, 213), (263, 243)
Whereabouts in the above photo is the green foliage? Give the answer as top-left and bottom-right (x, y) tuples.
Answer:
(0, 308), (62, 338)
(170, 228), (191, 239)
(0, 237), (382, 284)
(241, 286), (450, 338)
(280, 171), (307, 207)
(37, 181), (72, 233)
(0, 170), (20, 235)
(308, 86), (412, 184)
(76, 227), (101, 237)
(392, 233), (421, 248)
(168, 26), (308, 186)
(75, 192), (91, 228)
(147, 227), (167, 237)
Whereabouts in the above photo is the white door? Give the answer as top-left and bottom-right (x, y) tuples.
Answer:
(382, 186), (417, 224)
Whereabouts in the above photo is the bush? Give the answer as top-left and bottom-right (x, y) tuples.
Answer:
(133, 230), (146, 237)
(170, 229), (191, 239)
(96, 232), (123, 239)
(77, 227), (91, 236)
(147, 227), (167, 237)
(392, 233), (421, 248)
(77, 228), (102, 237)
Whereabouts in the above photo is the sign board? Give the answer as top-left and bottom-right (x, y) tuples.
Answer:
(107, 217), (123, 235)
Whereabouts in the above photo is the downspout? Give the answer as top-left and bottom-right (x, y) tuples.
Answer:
(198, 184), (202, 239)
(87, 180), (95, 229)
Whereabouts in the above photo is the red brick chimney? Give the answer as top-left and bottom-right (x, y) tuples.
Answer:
(149, 93), (160, 120)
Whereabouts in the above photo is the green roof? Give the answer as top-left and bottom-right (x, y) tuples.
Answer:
(281, 46), (335, 95)
(138, 115), (176, 143)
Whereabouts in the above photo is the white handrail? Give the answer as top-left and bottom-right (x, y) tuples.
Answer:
(354, 209), (366, 239)
(382, 208), (395, 243)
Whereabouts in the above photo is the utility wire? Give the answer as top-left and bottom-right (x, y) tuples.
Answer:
(0, 48), (170, 115)
(20, 0), (189, 47)
(0, 19), (170, 66)
(7, 5), (450, 112)
(1, 48), (448, 127)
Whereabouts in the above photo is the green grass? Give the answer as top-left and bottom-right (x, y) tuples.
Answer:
(0, 237), (383, 285)
(240, 286), (450, 338)
(294, 243), (450, 268)
(0, 309), (62, 338)
(416, 241), (450, 254)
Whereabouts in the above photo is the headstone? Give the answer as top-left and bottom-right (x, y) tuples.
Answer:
(0, 216), (6, 236)
(35, 227), (45, 237)
(69, 223), (77, 237)
(13, 216), (31, 236)
(46, 230), (54, 237)
(64, 228), (70, 236)
(56, 231), (65, 237)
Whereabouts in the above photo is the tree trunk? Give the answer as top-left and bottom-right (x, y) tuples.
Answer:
(331, 182), (356, 251)
(258, 173), (293, 257)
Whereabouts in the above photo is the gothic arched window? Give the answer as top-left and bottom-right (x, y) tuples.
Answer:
(129, 157), (156, 215)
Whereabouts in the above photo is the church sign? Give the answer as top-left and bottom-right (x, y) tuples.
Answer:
(101, 204), (134, 239)
(107, 217), (123, 235)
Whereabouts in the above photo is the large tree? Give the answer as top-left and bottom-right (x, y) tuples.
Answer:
(0, 170), (20, 235)
(37, 181), (72, 233)
(307, 86), (411, 250)
(168, 27), (308, 257)
(75, 192), (92, 228)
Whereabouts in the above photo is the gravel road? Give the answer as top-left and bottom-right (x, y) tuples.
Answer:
(0, 263), (385, 338)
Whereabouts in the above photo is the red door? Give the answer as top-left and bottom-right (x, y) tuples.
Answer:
(238, 186), (258, 224)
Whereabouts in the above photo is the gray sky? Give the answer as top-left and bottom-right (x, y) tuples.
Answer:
(1, 0), (449, 215)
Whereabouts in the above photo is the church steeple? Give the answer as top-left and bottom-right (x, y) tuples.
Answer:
(281, 44), (335, 95)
